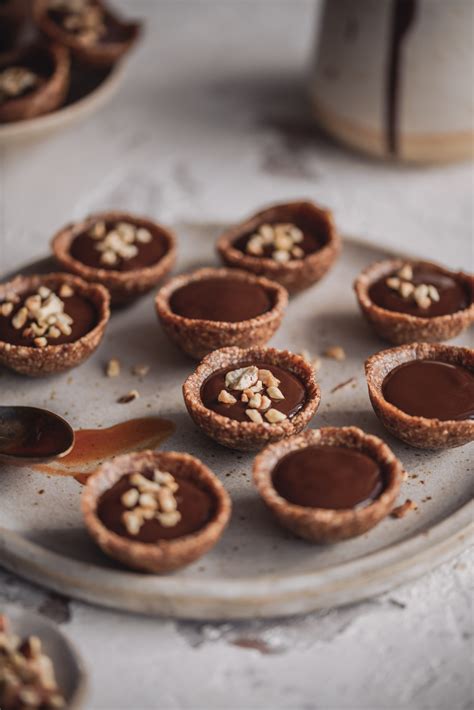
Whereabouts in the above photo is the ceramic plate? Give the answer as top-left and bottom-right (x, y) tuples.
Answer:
(0, 223), (472, 619)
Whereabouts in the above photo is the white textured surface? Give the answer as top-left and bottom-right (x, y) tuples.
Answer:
(0, 2), (473, 708)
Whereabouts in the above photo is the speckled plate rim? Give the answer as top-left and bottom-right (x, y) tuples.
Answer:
(0, 494), (472, 620)
(0, 59), (126, 143)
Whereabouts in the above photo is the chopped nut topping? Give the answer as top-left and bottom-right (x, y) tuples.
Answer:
(106, 358), (121, 377)
(0, 302), (14, 317)
(218, 389), (237, 405)
(117, 389), (139, 403)
(258, 368), (280, 388)
(249, 393), (263, 409)
(87, 220), (153, 266)
(4, 286), (75, 348)
(225, 365), (259, 391)
(49, 0), (106, 44)
(385, 264), (440, 309)
(59, 283), (74, 298)
(246, 408), (264, 424)
(0, 615), (65, 710)
(267, 385), (284, 400)
(0, 66), (39, 103)
(265, 408), (287, 423)
(132, 364), (150, 377)
(245, 222), (305, 263)
(119, 469), (181, 535)
(324, 346), (346, 361)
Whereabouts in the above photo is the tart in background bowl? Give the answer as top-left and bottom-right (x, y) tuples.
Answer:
(253, 426), (403, 543)
(365, 343), (474, 449)
(217, 200), (341, 294)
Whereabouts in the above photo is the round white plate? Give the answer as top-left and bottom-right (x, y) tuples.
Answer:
(0, 224), (472, 619)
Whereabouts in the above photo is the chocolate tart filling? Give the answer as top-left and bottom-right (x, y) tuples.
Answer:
(272, 446), (384, 510)
(201, 362), (306, 422)
(369, 265), (470, 318)
(382, 360), (474, 421)
(69, 219), (169, 272)
(0, 287), (97, 347)
(234, 219), (327, 261)
(97, 470), (215, 543)
(170, 278), (273, 322)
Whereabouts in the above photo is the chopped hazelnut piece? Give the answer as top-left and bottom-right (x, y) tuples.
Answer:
(267, 385), (285, 400)
(106, 358), (121, 377)
(397, 264), (413, 281)
(121, 488), (139, 508)
(59, 284), (74, 298)
(117, 390), (139, 403)
(0, 302), (14, 317)
(158, 510), (182, 527)
(324, 346), (346, 361)
(265, 408), (287, 423)
(218, 389), (237, 405)
(246, 409), (264, 424)
(132, 364), (150, 377)
(225, 365), (259, 391)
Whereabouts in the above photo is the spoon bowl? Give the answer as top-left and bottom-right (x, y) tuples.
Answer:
(0, 405), (74, 463)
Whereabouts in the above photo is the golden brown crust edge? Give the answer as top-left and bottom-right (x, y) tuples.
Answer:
(51, 211), (177, 305)
(155, 267), (288, 360)
(33, 0), (141, 67)
(0, 42), (70, 123)
(365, 343), (474, 449)
(183, 346), (321, 451)
(354, 258), (474, 344)
(81, 450), (232, 573)
(0, 272), (110, 376)
(253, 426), (403, 543)
(217, 200), (341, 294)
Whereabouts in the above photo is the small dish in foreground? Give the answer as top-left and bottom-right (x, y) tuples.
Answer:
(217, 200), (341, 293)
(365, 343), (474, 449)
(82, 450), (231, 573)
(354, 258), (473, 344)
(253, 426), (403, 543)
(155, 267), (288, 359)
(1, 606), (87, 710)
(183, 346), (320, 451)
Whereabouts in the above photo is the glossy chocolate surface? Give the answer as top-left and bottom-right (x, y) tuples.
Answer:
(0, 289), (97, 346)
(97, 470), (215, 542)
(382, 360), (474, 421)
(170, 278), (273, 322)
(234, 219), (327, 259)
(272, 445), (384, 510)
(69, 221), (168, 271)
(201, 363), (306, 422)
(369, 266), (470, 317)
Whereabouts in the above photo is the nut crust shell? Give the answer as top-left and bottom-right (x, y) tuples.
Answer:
(0, 42), (70, 123)
(81, 450), (232, 573)
(354, 258), (474, 344)
(253, 426), (403, 543)
(33, 0), (141, 67)
(365, 343), (474, 449)
(183, 346), (320, 451)
(216, 200), (341, 294)
(51, 211), (177, 305)
(0, 272), (110, 376)
(155, 267), (288, 359)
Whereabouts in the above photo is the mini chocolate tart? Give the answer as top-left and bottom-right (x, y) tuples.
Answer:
(51, 211), (177, 305)
(34, 0), (141, 67)
(216, 200), (341, 293)
(253, 426), (403, 543)
(365, 343), (474, 449)
(156, 267), (288, 359)
(82, 450), (231, 573)
(0, 41), (69, 123)
(354, 259), (474, 344)
(183, 346), (320, 450)
(0, 272), (110, 376)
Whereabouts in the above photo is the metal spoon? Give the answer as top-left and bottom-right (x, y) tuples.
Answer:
(0, 406), (74, 463)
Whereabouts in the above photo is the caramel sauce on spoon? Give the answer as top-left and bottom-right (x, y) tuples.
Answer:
(34, 417), (175, 484)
